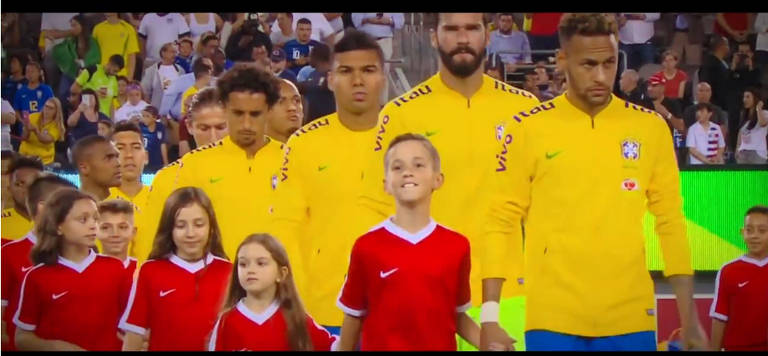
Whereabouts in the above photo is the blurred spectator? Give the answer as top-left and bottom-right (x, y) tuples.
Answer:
(266, 79), (304, 143)
(52, 14), (101, 103)
(523, 13), (562, 63)
(181, 59), (213, 117)
(299, 48), (335, 123)
(617, 13), (660, 70)
(297, 43), (331, 82)
(756, 13), (768, 86)
(114, 83), (148, 123)
(325, 13), (345, 44)
(2, 54), (28, 102)
(648, 73), (686, 157)
(0, 150), (17, 210)
(97, 118), (113, 138)
(683, 82), (729, 138)
(67, 88), (109, 142)
(212, 48), (231, 76)
(270, 13), (296, 48)
(714, 13), (752, 51)
(522, 69), (553, 101)
(686, 102), (726, 165)
(138, 105), (167, 170)
(185, 13), (223, 45)
(669, 13), (705, 68)
(138, 13), (191, 69)
(618, 69), (654, 109)
(730, 42), (762, 98)
(92, 13), (139, 80)
(488, 13), (532, 70)
(655, 49), (688, 100)
(271, 13), (335, 45)
(351, 13), (404, 104)
(484, 53), (504, 81)
(39, 13), (79, 97)
(113, 75), (129, 110)
(284, 18), (324, 75)
(141, 42), (186, 109)
(251, 43), (269, 62)
(175, 37), (195, 73)
(224, 16), (272, 62)
(19, 97), (64, 166)
(735, 88), (768, 164)
(2, 100), (16, 151)
(193, 32), (221, 63)
(271, 48), (298, 84)
(71, 54), (123, 116)
(13, 61), (54, 118)
(160, 57), (212, 120)
(533, 61), (556, 98)
(699, 35), (735, 114)
(551, 69), (567, 96)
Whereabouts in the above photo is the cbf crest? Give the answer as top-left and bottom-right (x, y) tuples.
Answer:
(621, 139), (640, 160)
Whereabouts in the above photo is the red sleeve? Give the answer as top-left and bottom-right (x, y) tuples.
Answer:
(456, 240), (472, 312)
(12, 269), (40, 331)
(179, 116), (189, 141)
(306, 315), (339, 351)
(118, 264), (151, 335)
(337, 240), (367, 317)
(709, 265), (731, 321)
(1, 247), (12, 308)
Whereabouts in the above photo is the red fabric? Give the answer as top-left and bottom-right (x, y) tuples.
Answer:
(656, 70), (689, 99)
(179, 116), (190, 141)
(338, 221), (471, 351)
(529, 13), (563, 36)
(1, 236), (34, 350)
(714, 13), (749, 36)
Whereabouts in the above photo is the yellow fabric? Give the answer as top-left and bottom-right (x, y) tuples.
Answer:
(484, 94), (692, 337)
(175, 136), (285, 262)
(357, 73), (540, 307)
(1, 208), (33, 241)
(18, 112), (61, 165)
(181, 86), (199, 116)
(268, 113), (377, 326)
(98, 185), (151, 259)
(92, 20), (140, 77)
(140, 160), (181, 263)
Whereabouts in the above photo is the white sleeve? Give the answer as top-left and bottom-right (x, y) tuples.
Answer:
(315, 14), (334, 39)
(686, 126), (696, 148)
(138, 15), (150, 37)
(717, 127), (726, 148)
(645, 13), (661, 22)
(40, 13), (53, 31)
(1, 99), (14, 114)
(176, 14), (191, 36)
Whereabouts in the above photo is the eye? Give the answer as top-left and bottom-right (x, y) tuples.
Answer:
(416, 163), (424, 168)
(238, 261), (247, 267)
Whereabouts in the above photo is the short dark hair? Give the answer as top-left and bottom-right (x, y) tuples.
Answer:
(111, 121), (143, 139)
(72, 135), (111, 167)
(108, 54), (125, 70)
(709, 34), (728, 52)
(26, 174), (77, 217)
(1, 150), (18, 163)
(297, 17), (312, 26)
(8, 155), (44, 176)
(498, 13), (514, 19)
(179, 38), (194, 47)
(695, 102), (713, 113)
(384, 133), (441, 172)
(333, 29), (384, 65)
(746, 205), (768, 218)
(142, 105), (159, 118)
(309, 43), (331, 64)
(192, 57), (212, 78)
(558, 13), (619, 47)
(99, 199), (134, 217)
(216, 63), (281, 108)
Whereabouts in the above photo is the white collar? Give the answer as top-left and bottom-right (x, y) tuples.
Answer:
(169, 253), (215, 273)
(380, 217), (437, 245)
(123, 256), (137, 269)
(23, 230), (37, 244)
(236, 299), (280, 325)
(58, 249), (97, 274)
(740, 255), (768, 267)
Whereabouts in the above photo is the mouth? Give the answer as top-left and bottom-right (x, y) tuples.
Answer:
(287, 114), (301, 122)
(246, 277), (259, 282)
(352, 92), (367, 101)
(401, 182), (418, 188)
(587, 87), (609, 95)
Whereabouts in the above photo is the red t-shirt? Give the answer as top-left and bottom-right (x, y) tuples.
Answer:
(1, 232), (36, 350)
(209, 300), (338, 351)
(123, 257), (138, 279)
(119, 254), (231, 351)
(1, 238), (11, 246)
(714, 13), (749, 36)
(656, 70), (689, 99)
(710, 256), (768, 351)
(179, 116), (190, 141)
(529, 13), (563, 36)
(13, 251), (132, 351)
(337, 219), (471, 351)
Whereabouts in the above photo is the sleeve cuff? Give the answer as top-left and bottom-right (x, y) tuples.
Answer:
(456, 301), (472, 313)
(118, 321), (147, 336)
(336, 299), (366, 317)
(330, 335), (340, 351)
(13, 316), (36, 331)
(709, 311), (728, 322)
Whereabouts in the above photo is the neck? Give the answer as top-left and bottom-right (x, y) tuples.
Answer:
(195, 79), (208, 89)
(60, 243), (90, 263)
(28, 80), (40, 88)
(244, 287), (278, 314)
(240, 135), (268, 158)
(145, 120), (156, 130)
(747, 250), (768, 260)
(337, 107), (379, 132)
(80, 179), (111, 201)
(663, 68), (676, 76)
(281, 25), (292, 34)
(107, 17), (119, 24)
(298, 38), (310, 45)
(120, 178), (144, 197)
(699, 120), (710, 127)
(714, 50), (726, 60)
(11, 72), (23, 79)
(162, 59), (174, 66)
(265, 127), (288, 143)
(392, 199), (432, 234)
(105, 250), (129, 262)
(500, 28), (513, 35)
(438, 68), (484, 99)
(565, 91), (612, 117)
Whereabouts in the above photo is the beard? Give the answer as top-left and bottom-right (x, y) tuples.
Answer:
(438, 45), (484, 78)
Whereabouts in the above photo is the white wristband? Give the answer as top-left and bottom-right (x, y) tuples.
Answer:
(480, 301), (500, 323)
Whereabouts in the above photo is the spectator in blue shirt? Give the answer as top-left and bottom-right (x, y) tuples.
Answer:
(284, 17), (323, 75)
(487, 13), (532, 71)
(139, 105), (167, 170)
(159, 57), (212, 120)
(13, 61), (55, 117)
(270, 48), (298, 84)
(2, 54), (28, 102)
(175, 38), (195, 73)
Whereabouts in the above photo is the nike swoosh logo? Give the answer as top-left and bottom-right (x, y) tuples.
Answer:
(159, 289), (176, 297)
(545, 151), (562, 159)
(209, 177), (224, 184)
(21, 266), (34, 273)
(52, 291), (68, 300)
(738, 281), (749, 288)
(318, 165), (328, 172)
(425, 130), (439, 137)
(379, 268), (398, 278)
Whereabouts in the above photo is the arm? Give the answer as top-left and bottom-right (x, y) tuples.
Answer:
(126, 53), (136, 80)
(715, 146), (725, 164)
(161, 143), (168, 166)
(716, 13), (737, 37)
(178, 140), (190, 156)
(121, 331), (145, 351)
(456, 312), (480, 349)
(67, 107), (82, 128)
(709, 319), (726, 351)
(688, 147), (711, 164)
(15, 329), (84, 351)
(1, 110), (16, 125)
(757, 104), (767, 127)
(668, 275), (708, 350)
(677, 80), (686, 99)
(213, 13), (224, 32)
(338, 314), (362, 351)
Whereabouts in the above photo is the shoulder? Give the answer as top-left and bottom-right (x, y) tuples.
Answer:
(434, 224), (470, 247)
(180, 139), (226, 162)
(614, 95), (666, 125)
(718, 257), (744, 275)
(95, 254), (127, 269)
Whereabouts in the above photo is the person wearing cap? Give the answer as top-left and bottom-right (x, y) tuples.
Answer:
(271, 48), (298, 84)
(648, 72), (686, 161)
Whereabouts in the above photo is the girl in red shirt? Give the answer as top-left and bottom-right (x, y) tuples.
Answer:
(656, 49), (689, 99)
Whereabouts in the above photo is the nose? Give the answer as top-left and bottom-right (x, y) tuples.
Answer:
(594, 65), (608, 84)
(351, 70), (363, 86)
(456, 28), (470, 45)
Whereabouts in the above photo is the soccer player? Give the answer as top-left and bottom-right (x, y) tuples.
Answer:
(265, 79), (303, 143)
(173, 63), (286, 261)
(119, 187), (231, 351)
(356, 13), (539, 349)
(480, 13), (707, 351)
(208, 234), (338, 351)
(140, 87), (227, 262)
(1, 174), (76, 350)
(338, 133), (481, 351)
(268, 30), (387, 335)
(72, 135), (122, 201)
(1, 156), (44, 241)
(709, 205), (768, 351)
(13, 188), (132, 351)
(97, 199), (138, 277)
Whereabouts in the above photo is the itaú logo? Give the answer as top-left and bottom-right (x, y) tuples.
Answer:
(495, 134), (514, 172)
(373, 115), (391, 152)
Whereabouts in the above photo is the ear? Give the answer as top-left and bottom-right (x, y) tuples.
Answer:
(433, 172), (445, 191)
(383, 176), (393, 196)
(555, 48), (566, 73)
(131, 226), (138, 238)
(78, 161), (90, 176)
(327, 70), (335, 94)
(429, 28), (438, 49)
(278, 266), (289, 282)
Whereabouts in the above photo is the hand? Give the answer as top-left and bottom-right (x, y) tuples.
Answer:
(480, 322), (516, 351)
(54, 340), (86, 351)
(757, 101), (764, 112)
(736, 31), (748, 42)
(654, 102), (669, 117)
(680, 320), (709, 351)
(98, 87), (108, 98)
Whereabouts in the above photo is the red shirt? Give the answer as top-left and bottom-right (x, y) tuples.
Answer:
(13, 251), (132, 351)
(209, 300), (338, 351)
(1, 238), (11, 246)
(118, 253), (231, 351)
(656, 70), (689, 99)
(337, 219), (471, 351)
(179, 116), (190, 141)
(1, 231), (36, 351)
(710, 256), (768, 351)
(714, 13), (749, 36)
(529, 13), (563, 36)
(123, 257), (138, 279)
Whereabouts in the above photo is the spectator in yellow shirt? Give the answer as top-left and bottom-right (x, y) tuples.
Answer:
(92, 13), (140, 79)
(19, 98), (65, 166)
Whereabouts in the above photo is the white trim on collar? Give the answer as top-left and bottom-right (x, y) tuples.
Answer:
(169, 253), (215, 273)
(739, 255), (768, 267)
(236, 299), (280, 326)
(24, 230), (37, 244)
(381, 217), (437, 245)
(123, 257), (137, 269)
(57, 249), (97, 274)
